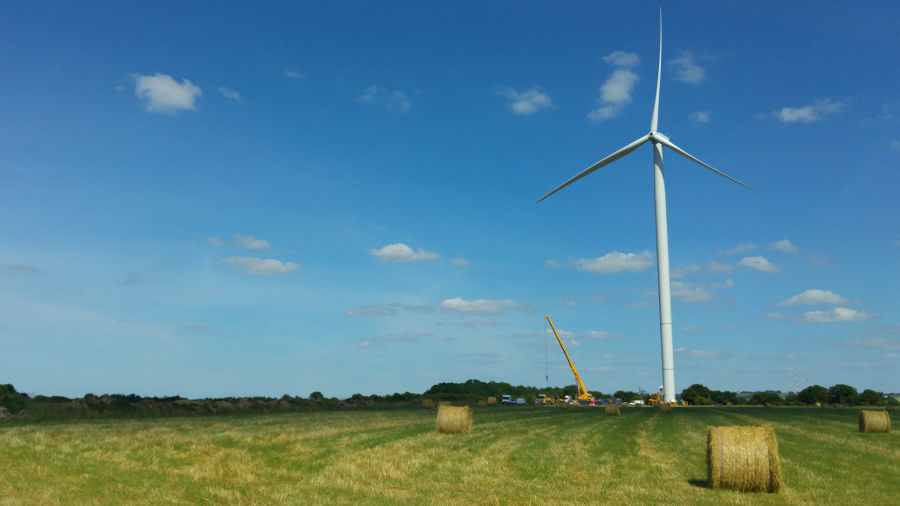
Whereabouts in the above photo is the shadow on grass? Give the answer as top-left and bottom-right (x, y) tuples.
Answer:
(688, 478), (709, 489)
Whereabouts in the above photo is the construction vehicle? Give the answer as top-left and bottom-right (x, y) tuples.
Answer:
(546, 316), (594, 404)
(487, 396), (497, 405)
(536, 394), (555, 406)
(648, 393), (661, 406)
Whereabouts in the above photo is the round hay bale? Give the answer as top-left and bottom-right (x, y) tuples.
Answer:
(707, 425), (781, 493)
(477, 400), (487, 407)
(858, 410), (891, 433)
(833, 404), (845, 411)
(605, 404), (620, 416)
(422, 398), (435, 409)
(659, 403), (672, 413)
(436, 405), (472, 434)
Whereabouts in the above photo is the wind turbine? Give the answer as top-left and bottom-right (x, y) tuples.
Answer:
(538, 12), (757, 403)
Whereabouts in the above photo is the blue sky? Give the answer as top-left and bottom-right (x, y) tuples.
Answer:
(2, 1), (898, 398)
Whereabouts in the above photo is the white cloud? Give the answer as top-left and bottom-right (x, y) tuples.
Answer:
(588, 69), (640, 122)
(205, 237), (224, 247)
(220, 257), (299, 276)
(602, 51), (640, 68)
(588, 52), (640, 122)
(439, 297), (524, 315)
(358, 85), (411, 113)
(669, 51), (706, 84)
(840, 337), (900, 350)
(358, 341), (370, 347)
(775, 99), (843, 123)
(559, 295), (580, 307)
(769, 239), (799, 253)
(738, 256), (779, 272)
(720, 243), (757, 255)
(778, 289), (849, 307)
(799, 307), (876, 323)
(671, 261), (732, 279)
(369, 243), (439, 262)
(284, 70), (305, 79)
(675, 347), (731, 360)
(691, 111), (711, 123)
(133, 73), (202, 113)
(497, 87), (554, 115)
(671, 281), (714, 304)
(233, 234), (271, 250)
(450, 256), (470, 267)
(548, 251), (653, 275)
(218, 86), (240, 101)
(579, 330), (624, 340)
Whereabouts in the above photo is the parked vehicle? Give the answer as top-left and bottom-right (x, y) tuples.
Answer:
(536, 394), (555, 405)
(515, 398), (526, 405)
(501, 394), (513, 405)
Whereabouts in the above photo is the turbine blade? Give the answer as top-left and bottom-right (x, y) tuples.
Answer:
(650, 9), (662, 132)
(538, 134), (650, 202)
(655, 136), (761, 193)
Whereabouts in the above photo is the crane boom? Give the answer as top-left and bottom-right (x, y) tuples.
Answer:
(546, 316), (593, 401)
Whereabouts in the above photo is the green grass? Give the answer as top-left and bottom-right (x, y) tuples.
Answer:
(1, 407), (897, 504)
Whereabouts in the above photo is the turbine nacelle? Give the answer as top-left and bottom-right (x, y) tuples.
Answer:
(649, 132), (670, 143)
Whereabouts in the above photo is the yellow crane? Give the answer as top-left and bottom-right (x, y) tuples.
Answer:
(546, 315), (594, 403)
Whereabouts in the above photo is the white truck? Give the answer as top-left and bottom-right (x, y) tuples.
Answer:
(501, 394), (513, 405)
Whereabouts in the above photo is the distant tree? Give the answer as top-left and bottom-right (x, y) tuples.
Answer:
(888, 397), (900, 407)
(750, 391), (782, 405)
(681, 384), (711, 405)
(709, 390), (739, 405)
(309, 391), (325, 401)
(860, 389), (884, 406)
(0, 384), (26, 414)
(783, 394), (802, 406)
(798, 385), (828, 405)
(828, 384), (860, 405)
(614, 390), (641, 402)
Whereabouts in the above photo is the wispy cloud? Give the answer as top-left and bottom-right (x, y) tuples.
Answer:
(839, 336), (900, 350)
(774, 99), (843, 123)
(547, 251), (653, 275)
(497, 86), (554, 115)
(738, 256), (779, 273)
(690, 110), (711, 123)
(671, 261), (732, 279)
(671, 279), (733, 304)
(284, 70), (305, 79)
(454, 318), (499, 328)
(676, 347), (731, 360)
(799, 307), (876, 323)
(778, 289), (849, 307)
(233, 234), (271, 250)
(439, 297), (529, 315)
(769, 239), (799, 253)
(369, 243), (439, 262)
(343, 303), (433, 318)
(579, 330), (624, 340)
(358, 85), (411, 113)
(669, 51), (706, 84)
(218, 86), (240, 101)
(719, 243), (757, 255)
(5, 264), (41, 275)
(450, 256), (470, 267)
(588, 51), (640, 122)
(220, 257), (299, 276)
(205, 237), (224, 247)
(133, 73), (202, 113)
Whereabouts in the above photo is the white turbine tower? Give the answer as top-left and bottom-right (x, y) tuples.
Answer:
(538, 12), (757, 403)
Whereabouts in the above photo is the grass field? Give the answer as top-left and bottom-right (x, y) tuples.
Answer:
(1, 406), (897, 504)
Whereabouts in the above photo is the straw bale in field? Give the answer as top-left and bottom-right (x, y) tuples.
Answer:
(422, 398), (435, 409)
(707, 425), (781, 493)
(436, 405), (472, 434)
(659, 403), (672, 413)
(605, 404), (620, 416)
(858, 410), (891, 433)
